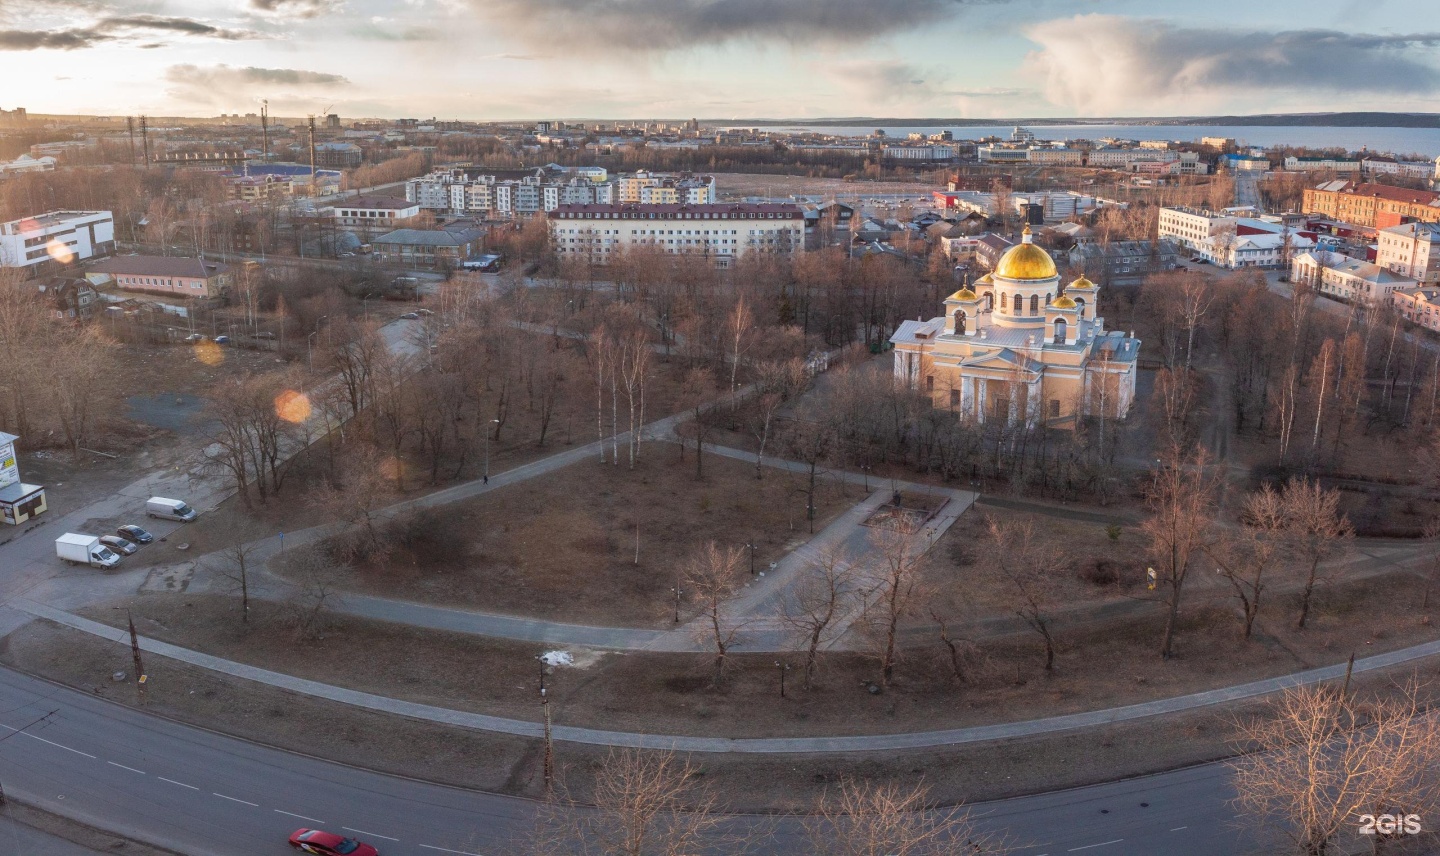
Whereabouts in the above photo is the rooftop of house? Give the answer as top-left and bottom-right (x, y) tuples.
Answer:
(328, 196), (419, 211)
(88, 256), (229, 278)
(373, 227), (484, 247)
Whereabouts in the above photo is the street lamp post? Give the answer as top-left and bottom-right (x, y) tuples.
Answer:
(671, 580), (682, 624)
(112, 606), (146, 701)
(307, 331), (318, 372)
(484, 418), (500, 483)
(747, 542), (755, 575)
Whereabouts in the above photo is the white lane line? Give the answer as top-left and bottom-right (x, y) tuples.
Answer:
(214, 793), (260, 807)
(1068, 840), (1124, 852)
(276, 809), (326, 824)
(1170, 826), (1188, 832)
(157, 777), (199, 790)
(418, 846), (485, 856)
(107, 761), (145, 774)
(20, 733), (96, 758)
(344, 827), (400, 842)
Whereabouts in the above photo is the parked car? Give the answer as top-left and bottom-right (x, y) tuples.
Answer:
(399, 312), (420, 320)
(183, 333), (205, 342)
(254, 331), (277, 340)
(117, 525), (154, 544)
(98, 535), (138, 555)
(288, 829), (379, 856)
(214, 335), (230, 344)
(415, 308), (434, 315)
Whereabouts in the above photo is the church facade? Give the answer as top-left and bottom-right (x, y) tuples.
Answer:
(890, 228), (1142, 428)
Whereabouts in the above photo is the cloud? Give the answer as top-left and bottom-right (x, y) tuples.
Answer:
(350, 23), (443, 41)
(249, 0), (343, 19)
(825, 59), (1025, 108)
(0, 13), (264, 50)
(1025, 15), (1440, 114)
(100, 15), (263, 40)
(165, 64), (350, 89)
(0, 27), (108, 49)
(466, 0), (985, 53)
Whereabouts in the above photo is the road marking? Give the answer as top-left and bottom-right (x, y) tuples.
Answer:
(107, 761), (145, 774)
(344, 827), (400, 842)
(214, 792), (259, 807)
(418, 846), (485, 856)
(20, 733), (96, 758)
(157, 777), (199, 790)
(1067, 841), (1123, 852)
(1170, 826), (1188, 832)
(276, 810), (326, 824)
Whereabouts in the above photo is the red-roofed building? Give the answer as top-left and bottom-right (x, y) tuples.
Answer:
(1302, 182), (1440, 230)
(85, 256), (232, 298)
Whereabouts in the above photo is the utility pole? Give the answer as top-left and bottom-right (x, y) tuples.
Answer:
(260, 99), (270, 165)
(139, 115), (151, 167)
(126, 116), (136, 165)
(540, 684), (554, 794)
(308, 115), (318, 198)
(128, 611), (146, 701)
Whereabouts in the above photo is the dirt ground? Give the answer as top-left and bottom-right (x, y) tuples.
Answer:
(307, 441), (854, 626)
(11, 614), (1440, 819)
(74, 555), (1440, 741)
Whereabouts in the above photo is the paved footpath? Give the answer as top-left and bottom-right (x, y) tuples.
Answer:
(16, 597), (1440, 754)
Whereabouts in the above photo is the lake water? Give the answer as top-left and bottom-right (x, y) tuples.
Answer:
(727, 124), (1440, 158)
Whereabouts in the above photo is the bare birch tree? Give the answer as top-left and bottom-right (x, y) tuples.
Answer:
(806, 777), (1006, 856)
(985, 516), (1065, 672)
(683, 541), (747, 686)
(1142, 445), (1220, 660)
(780, 547), (858, 689)
(862, 522), (926, 687)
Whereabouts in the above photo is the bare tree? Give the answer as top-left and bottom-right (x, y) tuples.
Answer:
(1206, 485), (1285, 640)
(1142, 445), (1220, 660)
(781, 415), (835, 534)
(805, 777), (1006, 856)
(683, 541), (747, 686)
(780, 546), (858, 690)
(315, 448), (395, 562)
(681, 367), (717, 478)
(212, 534), (266, 625)
(530, 749), (757, 856)
(1231, 677), (1440, 856)
(277, 546), (343, 641)
(984, 516), (1065, 672)
(726, 294), (754, 402)
(861, 522), (926, 687)
(1280, 479), (1354, 630)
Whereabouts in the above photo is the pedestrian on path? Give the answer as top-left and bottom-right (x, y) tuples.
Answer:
(483, 474), (488, 484)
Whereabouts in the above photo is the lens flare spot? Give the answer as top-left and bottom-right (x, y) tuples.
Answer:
(193, 339), (224, 365)
(378, 456), (406, 482)
(274, 389), (312, 423)
(46, 238), (75, 264)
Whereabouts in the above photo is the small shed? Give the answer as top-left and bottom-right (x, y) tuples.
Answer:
(0, 432), (47, 525)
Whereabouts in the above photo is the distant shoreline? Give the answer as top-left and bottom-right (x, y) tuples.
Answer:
(710, 113), (1440, 130)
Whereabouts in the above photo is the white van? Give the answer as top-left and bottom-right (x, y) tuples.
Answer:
(147, 496), (197, 522)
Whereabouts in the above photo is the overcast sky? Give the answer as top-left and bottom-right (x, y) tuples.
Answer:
(3, 0), (1438, 120)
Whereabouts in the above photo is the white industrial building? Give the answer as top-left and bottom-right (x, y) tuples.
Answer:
(0, 210), (114, 274)
(549, 202), (802, 269)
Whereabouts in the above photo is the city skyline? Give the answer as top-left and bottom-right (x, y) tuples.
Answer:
(3, 0), (1440, 120)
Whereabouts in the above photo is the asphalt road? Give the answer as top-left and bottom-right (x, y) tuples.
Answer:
(0, 665), (1268, 856)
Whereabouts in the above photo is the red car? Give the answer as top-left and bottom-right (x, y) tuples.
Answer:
(288, 828), (380, 856)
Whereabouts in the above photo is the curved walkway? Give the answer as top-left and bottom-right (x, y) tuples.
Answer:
(14, 597), (1440, 754)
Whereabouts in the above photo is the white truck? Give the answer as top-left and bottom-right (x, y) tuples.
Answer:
(55, 533), (121, 569)
(146, 496), (197, 522)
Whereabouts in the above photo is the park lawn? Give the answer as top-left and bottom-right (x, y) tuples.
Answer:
(333, 441), (856, 627)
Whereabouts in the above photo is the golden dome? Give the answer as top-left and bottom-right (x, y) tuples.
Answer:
(994, 243), (1057, 281)
(975, 272), (994, 286)
(1051, 294), (1078, 310)
(947, 286), (978, 302)
(1067, 275), (1096, 290)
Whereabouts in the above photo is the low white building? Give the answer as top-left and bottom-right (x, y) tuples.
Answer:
(1291, 250), (1415, 305)
(0, 154), (56, 177)
(1391, 286), (1440, 332)
(549, 202), (802, 269)
(1376, 221), (1440, 284)
(1284, 156), (1361, 174)
(325, 196), (421, 229)
(0, 210), (114, 274)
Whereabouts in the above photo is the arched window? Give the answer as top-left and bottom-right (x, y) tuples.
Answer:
(954, 309), (966, 335)
(1030, 294), (1039, 315)
(1045, 293), (1052, 305)
(1000, 292), (1008, 311)
(1075, 296), (1086, 315)
(984, 292), (993, 312)
(1053, 317), (1067, 345)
